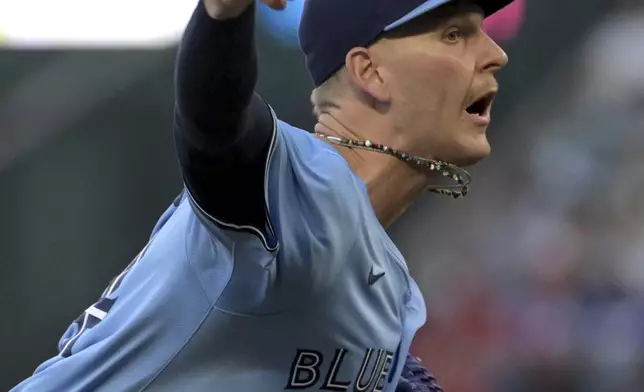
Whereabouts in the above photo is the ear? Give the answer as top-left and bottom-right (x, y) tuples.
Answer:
(345, 47), (390, 103)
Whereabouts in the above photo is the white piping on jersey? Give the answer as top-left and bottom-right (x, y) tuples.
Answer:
(85, 306), (107, 321)
(59, 312), (90, 356)
(60, 239), (155, 357)
(185, 104), (279, 253)
(103, 239), (153, 297)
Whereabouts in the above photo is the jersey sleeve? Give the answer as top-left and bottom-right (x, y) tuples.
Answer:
(174, 2), (276, 251)
(181, 104), (279, 252)
(175, 4), (363, 313)
(190, 109), (363, 255)
(188, 112), (365, 314)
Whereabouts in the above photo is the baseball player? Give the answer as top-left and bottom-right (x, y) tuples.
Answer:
(12, 0), (510, 391)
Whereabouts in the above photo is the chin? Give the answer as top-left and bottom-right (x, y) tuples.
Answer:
(450, 138), (492, 167)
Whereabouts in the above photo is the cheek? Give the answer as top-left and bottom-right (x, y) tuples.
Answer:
(385, 51), (474, 142)
(394, 55), (472, 115)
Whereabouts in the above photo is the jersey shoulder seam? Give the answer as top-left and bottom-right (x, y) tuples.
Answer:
(137, 239), (216, 391)
(137, 303), (216, 392)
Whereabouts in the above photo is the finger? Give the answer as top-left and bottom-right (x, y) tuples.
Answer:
(260, 0), (287, 10)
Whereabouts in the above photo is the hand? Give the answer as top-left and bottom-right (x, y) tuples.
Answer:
(204, 0), (287, 20)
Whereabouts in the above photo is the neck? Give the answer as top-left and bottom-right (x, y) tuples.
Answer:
(315, 113), (429, 228)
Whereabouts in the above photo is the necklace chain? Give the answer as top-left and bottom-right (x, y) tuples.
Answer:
(315, 133), (471, 198)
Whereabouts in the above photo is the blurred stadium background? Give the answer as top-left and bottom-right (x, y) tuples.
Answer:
(1, 0), (643, 391)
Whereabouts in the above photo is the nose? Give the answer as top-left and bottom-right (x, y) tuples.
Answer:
(479, 32), (509, 74)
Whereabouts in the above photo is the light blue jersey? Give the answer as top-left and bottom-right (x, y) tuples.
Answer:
(12, 116), (426, 392)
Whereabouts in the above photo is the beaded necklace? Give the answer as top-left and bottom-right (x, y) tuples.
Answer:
(315, 133), (471, 198)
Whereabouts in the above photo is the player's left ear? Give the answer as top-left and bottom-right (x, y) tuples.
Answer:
(345, 47), (390, 103)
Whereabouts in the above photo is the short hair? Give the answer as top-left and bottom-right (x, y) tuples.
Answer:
(309, 14), (445, 119)
(310, 69), (345, 118)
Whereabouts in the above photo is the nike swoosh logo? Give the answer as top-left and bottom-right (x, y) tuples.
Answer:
(368, 266), (386, 286)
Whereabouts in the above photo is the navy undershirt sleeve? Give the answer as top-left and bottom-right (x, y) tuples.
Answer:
(174, 2), (273, 231)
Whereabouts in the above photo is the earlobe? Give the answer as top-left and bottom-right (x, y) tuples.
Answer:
(345, 48), (390, 103)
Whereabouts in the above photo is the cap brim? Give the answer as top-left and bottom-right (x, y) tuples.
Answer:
(384, 0), (515, 32)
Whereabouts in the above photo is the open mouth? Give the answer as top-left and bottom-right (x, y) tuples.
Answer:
(465, 91), (496, 119)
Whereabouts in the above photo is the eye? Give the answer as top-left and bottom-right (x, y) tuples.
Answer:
(445, 28), (466, 43)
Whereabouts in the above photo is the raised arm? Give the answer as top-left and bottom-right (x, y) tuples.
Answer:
(174, 0), (283, 240)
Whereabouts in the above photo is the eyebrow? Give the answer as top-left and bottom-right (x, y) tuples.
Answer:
(444, 12), (484, 28)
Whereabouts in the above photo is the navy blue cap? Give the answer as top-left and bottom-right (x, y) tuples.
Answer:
(298, 0), (514, 87)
